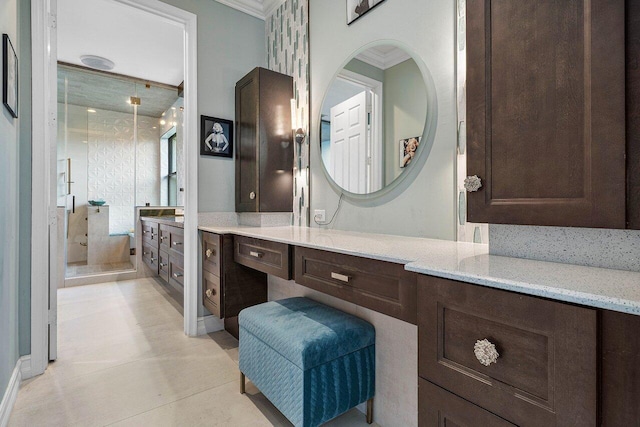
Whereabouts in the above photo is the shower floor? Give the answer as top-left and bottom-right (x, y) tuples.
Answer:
(66, 261), (134, 278)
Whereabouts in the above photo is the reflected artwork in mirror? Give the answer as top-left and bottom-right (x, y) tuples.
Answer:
(319, 43), (430, 195)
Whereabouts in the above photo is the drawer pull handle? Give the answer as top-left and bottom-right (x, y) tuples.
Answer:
(173, 272), (184, 278)
(206, 249), (215, 258)
(474, 339), (499, 367)
(143, 251), (149, 256)
(160, 236), (166, 241)
(173, 241), (183, 246)
(249, 251), (263, 258)
(331, 272), (350, 283)
(143, 230), (148, 234)
(206, 289), (215, 298)
(159, 262), (167, 267)
(150, 257), (157, 262)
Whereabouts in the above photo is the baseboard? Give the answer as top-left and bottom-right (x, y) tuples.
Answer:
(18, 356), (32, 381)
(197, 315), (224, 335)
(0, 358), (22, 427)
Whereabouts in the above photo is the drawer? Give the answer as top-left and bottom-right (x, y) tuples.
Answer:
(166, 225), (184, 255)
(202, 232), (221, 276)
(141, 242), (158, 274)
(141, 221), (159, 245)
(418, 275), (597, 426)
(234, 236), (291, 280)
(295, 247), (417, 324)
(203, 270), (222, 318)
(159, 226), (171, 253)
(168, 254), (184, 289)
(158, 250), (170, 282)
(418, 378), (516, 427)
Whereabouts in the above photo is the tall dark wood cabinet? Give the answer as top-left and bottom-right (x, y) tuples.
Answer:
(466, 0), (627, 229)
(235, 67), (294, 213)
(627, 0), (640, 229)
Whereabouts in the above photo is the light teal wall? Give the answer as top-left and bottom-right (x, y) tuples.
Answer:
(344, 58), (384, 82)
(160, 0), (266, 213)
(310, 0), (456, 239)
(18, 0), (32, 357)
(384, 59), (427, 184)
(1, 0), (22, 402)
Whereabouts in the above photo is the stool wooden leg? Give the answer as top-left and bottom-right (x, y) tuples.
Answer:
(366, 398), (374, 424)
(240, 372), (246, 394)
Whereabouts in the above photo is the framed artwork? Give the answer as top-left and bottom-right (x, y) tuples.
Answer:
(347, 0), (387, 25)
(201, 115), (233, 158)
(399, 136), (421, 168)
(3, 34), (18, 119)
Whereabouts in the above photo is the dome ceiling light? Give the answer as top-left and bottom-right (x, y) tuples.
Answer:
(80, 55), (115, 71)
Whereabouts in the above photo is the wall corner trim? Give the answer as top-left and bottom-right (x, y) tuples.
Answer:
(0, 358), (23, 427)
(197, 315), (225, 336)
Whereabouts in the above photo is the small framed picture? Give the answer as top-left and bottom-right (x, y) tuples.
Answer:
(347, 0), (387, 25)
(399, 136), (421, 168)
(3, 34), (18, 119)
(201, 116), (233, 158)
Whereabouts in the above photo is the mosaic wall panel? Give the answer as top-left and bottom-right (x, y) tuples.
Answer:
(456, 0), (488, 243)
(266, 0), (310, 226)
(88, 109), (160, 235)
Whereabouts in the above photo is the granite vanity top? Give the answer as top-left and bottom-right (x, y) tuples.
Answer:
(198, 225), (640, 316)
(141, 215), (185, 228)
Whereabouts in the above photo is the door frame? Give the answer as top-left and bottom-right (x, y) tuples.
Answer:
(30, 0), (199, 377)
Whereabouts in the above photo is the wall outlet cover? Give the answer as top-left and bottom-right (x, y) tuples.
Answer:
(314, 209), (326, 222)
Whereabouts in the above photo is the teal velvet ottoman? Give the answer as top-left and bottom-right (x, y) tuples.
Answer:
(238, 297), (375, 427)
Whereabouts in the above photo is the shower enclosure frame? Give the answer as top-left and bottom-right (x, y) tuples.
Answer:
(30, 0), (199, 379)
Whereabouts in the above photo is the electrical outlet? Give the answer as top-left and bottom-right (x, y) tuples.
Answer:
(314, 209), (326, 222)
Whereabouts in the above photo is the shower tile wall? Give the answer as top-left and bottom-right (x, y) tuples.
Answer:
(267, 0), (310, 226)
(88, 109), (160, 235)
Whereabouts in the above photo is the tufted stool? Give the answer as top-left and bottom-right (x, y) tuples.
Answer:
(238, 297), (375, 427)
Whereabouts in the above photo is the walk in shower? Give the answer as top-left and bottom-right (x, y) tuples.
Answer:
(57, 63), (183, 281)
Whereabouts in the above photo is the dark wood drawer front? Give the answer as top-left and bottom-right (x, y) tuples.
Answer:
(159, 226), (171, 253)
(167, 226), (184, 255)
(168, 255), (184, 289)
(295, 247), (417, 324)
(203, 270), (222, 318)
(158, 250), (170, 282)
(141, 221), (159, 245)
(418, 275), (597, 426)
(234, 236), (291, 279)
(419, 379), (516, 427)
(142, 242), (158, 274)
(202, 232), (221, 276)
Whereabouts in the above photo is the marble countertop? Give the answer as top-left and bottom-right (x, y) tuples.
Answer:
(198, 225), (640, 316)
(141, 215), (185, 228)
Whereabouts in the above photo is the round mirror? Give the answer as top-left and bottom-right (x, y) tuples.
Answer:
(319, 43), (431, 195)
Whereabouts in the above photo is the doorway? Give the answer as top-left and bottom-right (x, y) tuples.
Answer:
(30, 0), (199, 376)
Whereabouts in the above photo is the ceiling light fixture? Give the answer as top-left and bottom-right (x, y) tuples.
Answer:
(80, 55), (115, 71)
(87, 109), (96, 113)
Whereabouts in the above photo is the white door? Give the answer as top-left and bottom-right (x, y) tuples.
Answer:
(330, 91), (369, 194)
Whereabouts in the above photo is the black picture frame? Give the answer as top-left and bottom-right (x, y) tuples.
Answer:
(347, 0), (387, 25)
(3, 34), (18, 119)
(200, 115), (233, 158)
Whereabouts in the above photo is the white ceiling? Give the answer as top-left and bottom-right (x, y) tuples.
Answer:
(57, 0), (185, 86)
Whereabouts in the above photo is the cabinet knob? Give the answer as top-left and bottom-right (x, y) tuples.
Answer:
(206, 249), (215, 258)
(474, 339), (499, 366)
(173, 272), (184, 278)
(173, 241), (183, 246)
(464, 175), (482, 192)
(206, 289), (215, 298)
(249, 191), (256, 200)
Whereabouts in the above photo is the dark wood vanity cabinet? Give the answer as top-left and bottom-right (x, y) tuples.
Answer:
(201, 232), (267, 337)
(235, 67), (294, 213)
(466, 0), (627, 228)
(140, 219), (185, 294)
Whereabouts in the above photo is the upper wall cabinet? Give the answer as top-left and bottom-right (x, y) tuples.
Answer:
(235, 67), (294, 213)
(466, 0), (627, 228)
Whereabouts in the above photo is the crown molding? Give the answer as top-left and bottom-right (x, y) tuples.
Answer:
(263, 0), (286, 17)
(214, 0), (266, 20)
(355, 47), (412, 70)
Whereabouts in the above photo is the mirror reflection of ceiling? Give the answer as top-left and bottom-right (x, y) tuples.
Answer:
(320, 44), (428, 196)
(57, 0), (184, 86)
(58, 65), (179, 117)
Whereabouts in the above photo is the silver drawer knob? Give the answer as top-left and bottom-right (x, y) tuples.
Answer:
(464, 175), (482, 192)
(249, 191), (256, 200)
(206, 289), (213, 298)
(206, 249), (214, 258)
(474, 339), (499, 367)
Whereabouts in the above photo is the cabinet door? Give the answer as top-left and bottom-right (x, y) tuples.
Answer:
(466, 0), (625, 228)
(236, 69), (259, 212)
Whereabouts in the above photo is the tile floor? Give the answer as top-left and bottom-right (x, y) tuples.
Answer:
(9, 278), (379, 427)
(66, 262), (135, 278)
